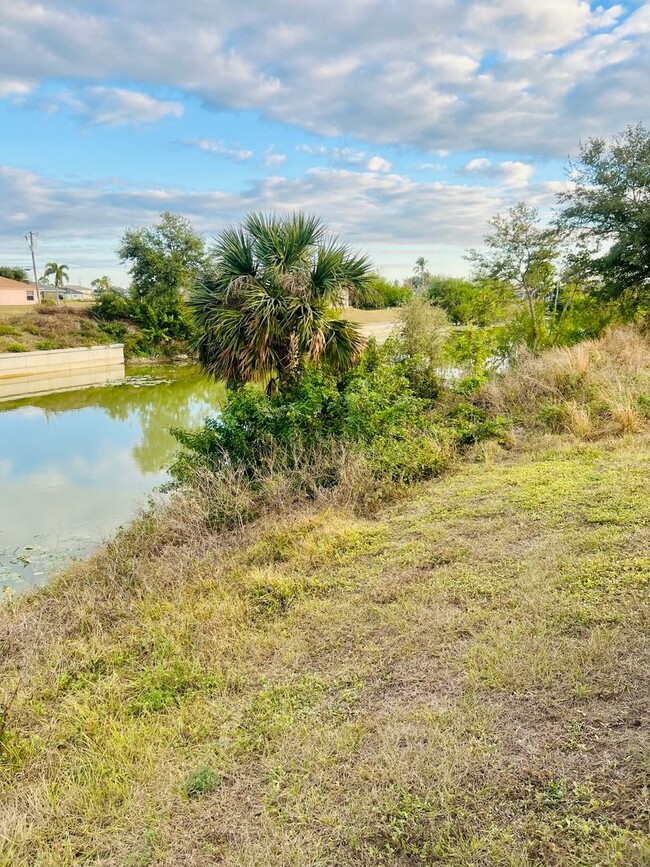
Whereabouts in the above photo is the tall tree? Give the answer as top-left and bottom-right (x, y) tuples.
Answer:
(118, 212), (206, 308)
(412, 257), (431, 294)
(557, 123), (650, 314)
(0, 266), (29, 283)
(41, 262), (69, 291)
(190, 212), (370, 390)
(467, 203), (559, 347)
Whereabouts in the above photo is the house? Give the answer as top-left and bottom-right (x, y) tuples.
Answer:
(63, 285), (95, 301)
(0, 275), (40, 305)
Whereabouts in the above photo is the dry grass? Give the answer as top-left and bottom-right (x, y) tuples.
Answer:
(0, 305), (110, 353)
(1, 432), (648, 865)
(481, 326), (650, 439)
(341, 307), (399, 324)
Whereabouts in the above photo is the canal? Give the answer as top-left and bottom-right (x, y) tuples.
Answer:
(0, 364), (225, 591)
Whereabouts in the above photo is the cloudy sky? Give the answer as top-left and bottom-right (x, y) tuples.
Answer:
(0, 0), (648, 286)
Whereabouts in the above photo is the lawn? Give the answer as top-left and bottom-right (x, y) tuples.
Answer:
(1, 433), (648, 865)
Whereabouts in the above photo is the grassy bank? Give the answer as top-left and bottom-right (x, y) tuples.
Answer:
(1, 426), (648, 864)
(1, 328), (649, 865)
(0, 305), (122, 354)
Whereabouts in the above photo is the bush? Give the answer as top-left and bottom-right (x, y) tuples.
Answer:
(93, 287), (132, 320)
(5, 342), (27, 353)
(427, 275), (513, 326)
(396, 297), (448, 365)
(171, 343), (451, 500)
(359, 276), (413, 309)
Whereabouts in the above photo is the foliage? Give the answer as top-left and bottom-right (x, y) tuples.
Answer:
(557, 123), (650, 315)
(427, 274), (513, 326)
(396, 297), (448, 364)
(0, 266), (29, 283)
(90, 276), (115, 294)
(467, 203), (560, 348)
(411, 257), (431, 294)
(445, 325), (503, 375)
(93, 286), (132, 320)
(41, 262), (69, 289)
(118, 212), (206, 318)
(119, 211), (205, 304)
(190, 212), (371, 390)
(358, 276), (412, 309)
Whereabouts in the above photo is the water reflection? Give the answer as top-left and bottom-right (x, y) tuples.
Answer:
(0, 364), (224, 591)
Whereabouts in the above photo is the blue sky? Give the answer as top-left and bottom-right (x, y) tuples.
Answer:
(0, 0), (648, 286)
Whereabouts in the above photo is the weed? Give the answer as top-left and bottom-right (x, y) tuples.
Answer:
(183, 766), (222, 798)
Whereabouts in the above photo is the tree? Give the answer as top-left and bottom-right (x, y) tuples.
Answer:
(190, 212), (371, 390)
(557, 123), (650, 314)
(427, 274), (514, 326)
(118, 212), (206, 309)
(359, 275), (412, 309)
(91, 276), (115, 295)
(412, 257), (431, 293)
(467, 203), (559, 347)
(0, 266), (29, 283)
(41, 262), (69, 302)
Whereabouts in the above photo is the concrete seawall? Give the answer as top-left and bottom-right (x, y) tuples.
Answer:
(0, 344), (125, 401)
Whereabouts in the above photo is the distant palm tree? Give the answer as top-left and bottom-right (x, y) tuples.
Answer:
(41, 262), (69, 302)
(91, 275), (113, 294)
(191, 213), (371, 391)
(413, 257), (429, 294)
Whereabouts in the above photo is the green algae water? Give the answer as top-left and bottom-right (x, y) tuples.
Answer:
(0, 364), (225, 592)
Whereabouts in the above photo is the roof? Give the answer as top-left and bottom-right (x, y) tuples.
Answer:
(0, 275), (36, 291)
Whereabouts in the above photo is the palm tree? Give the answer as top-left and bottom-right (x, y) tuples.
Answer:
(190, 213), (371, 391)
(41, 262), (69, 303)
(91, 276), (113, 295)
(413, 257), (429, 294)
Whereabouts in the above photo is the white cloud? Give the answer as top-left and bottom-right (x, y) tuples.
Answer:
(460, 158), (534, 187)
(183, 138), (253, 161)
(367, 156), (392, 173)
(0, 0), (646, 154)
(264, 147), (287, 166)
(0, 78), (33, 98)
(297, 144), (369, 166)
(62, 87), (184, 126)
(0, 162), (556, 254)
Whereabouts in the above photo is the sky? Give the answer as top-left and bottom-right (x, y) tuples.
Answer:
(0, 0), (648, 287)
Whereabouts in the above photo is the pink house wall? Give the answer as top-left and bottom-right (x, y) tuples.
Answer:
(0, 284), (39, 305)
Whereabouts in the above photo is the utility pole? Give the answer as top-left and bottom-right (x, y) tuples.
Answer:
(25, 231), (41, 303)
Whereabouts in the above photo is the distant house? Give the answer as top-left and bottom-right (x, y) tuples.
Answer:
(39, 285), (65, 302)
(0, 275), (40, 305)
(63, 285), (95, 302)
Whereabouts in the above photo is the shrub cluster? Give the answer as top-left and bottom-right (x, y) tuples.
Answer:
(170, 331), (510, 529)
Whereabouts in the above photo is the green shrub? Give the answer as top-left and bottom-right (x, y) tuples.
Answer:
(0, 324), (17, 336)
(5, 343), (27, 353)
(93, 287), (132, 320)
(35, 339), (59, 351)
(359, 276), (413, 309)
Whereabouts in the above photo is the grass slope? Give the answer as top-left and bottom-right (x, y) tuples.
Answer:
(0, 306), (115, 354)
(1, 434), (648, 865)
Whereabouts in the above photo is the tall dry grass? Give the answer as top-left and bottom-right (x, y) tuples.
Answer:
(480, 326), (650, 438)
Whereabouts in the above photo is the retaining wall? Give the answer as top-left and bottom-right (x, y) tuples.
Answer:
(0, 344), (125, 401)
